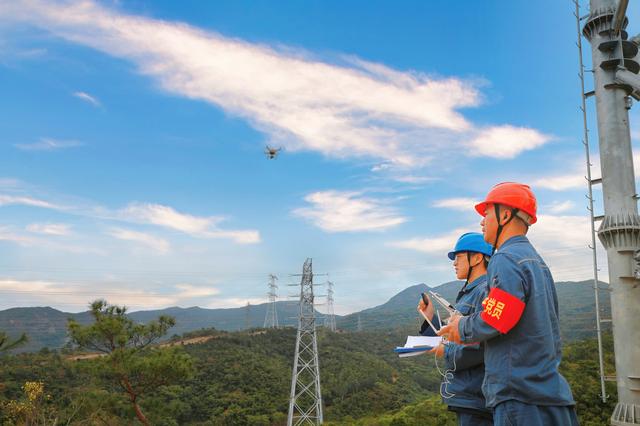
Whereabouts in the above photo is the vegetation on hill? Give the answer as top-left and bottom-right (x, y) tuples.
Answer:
(0, 280), (611, 353)
(0, 322), (616, 425)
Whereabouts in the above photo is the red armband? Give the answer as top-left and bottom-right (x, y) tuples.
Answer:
(480, 287), (525, 334)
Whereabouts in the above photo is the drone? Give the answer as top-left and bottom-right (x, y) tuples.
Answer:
(264, 145), (282, 159)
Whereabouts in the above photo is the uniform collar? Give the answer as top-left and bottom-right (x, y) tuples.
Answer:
(496, 234), (529, 252)
(461, 274), (487, 294)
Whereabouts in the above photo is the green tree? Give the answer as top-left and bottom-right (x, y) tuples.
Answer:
(67, 300), (194, 425)
(0, 331), (27, 353)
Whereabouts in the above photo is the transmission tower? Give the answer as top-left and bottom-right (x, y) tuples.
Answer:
(264, 274), (279, 328)
(244, 302), (251, 330)
(287, 258), (323, 426)
(357, 314), (362, 332)
(581, 1), (640, 423)
(324, 281), (336, 332)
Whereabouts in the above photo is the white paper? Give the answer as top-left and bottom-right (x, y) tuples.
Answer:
(403, 335), (443, 348)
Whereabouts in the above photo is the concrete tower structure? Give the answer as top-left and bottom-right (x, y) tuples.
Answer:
(582, 1), (640, 423)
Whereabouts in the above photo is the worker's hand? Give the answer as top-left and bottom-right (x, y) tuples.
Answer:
(437, 314), (462, 344)
(427, 343), (444, 358)
(417, 294), (435, 322)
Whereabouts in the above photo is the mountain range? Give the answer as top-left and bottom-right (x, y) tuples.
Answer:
(0, 280), (610, 352)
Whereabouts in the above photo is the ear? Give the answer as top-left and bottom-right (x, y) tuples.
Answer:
(499, 208), (512, 225)
(470, 253), (483, 267)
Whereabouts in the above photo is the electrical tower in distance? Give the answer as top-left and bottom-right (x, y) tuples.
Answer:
(264, 274), (279, 328)
(324, 281), (336, 332)
(582, 0), (640, 423)
(287, 258), (323, 426)
(244, 302), (251, 330)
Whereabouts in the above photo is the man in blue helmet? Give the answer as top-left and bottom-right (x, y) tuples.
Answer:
(418, 232), (493, 426)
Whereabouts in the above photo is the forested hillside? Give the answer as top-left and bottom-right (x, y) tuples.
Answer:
(0, 279), (610, 352)
(0, 327), (616, 425)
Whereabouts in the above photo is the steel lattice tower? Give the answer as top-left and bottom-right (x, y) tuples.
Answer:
(287, 258), (323, 426)
(324, 281), (336, 332)
(244, 302), (251, 330)
(264, 274), (279, 328)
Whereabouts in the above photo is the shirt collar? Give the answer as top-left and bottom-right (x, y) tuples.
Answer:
(461, 274), (487, 293)
(496, 234), (529, 252)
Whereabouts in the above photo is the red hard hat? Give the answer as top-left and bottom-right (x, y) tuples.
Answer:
(475, 182), (537, 225)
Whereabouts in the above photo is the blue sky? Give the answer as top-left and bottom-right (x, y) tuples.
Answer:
(0, 0), (638, 314)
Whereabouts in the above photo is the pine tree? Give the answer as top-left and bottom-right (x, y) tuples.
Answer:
(67, 300), (194, 425)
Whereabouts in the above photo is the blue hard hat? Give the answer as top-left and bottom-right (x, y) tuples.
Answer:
(447, 232), (493, 260)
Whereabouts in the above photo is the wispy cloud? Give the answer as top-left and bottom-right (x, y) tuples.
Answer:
(545, 200), (575, 214)
(73, 91), (100, 107)
(0, 178), (23, 189)
(433, 197), (479, 211)
(0, 279), (222, 311)
(0, 189), (260, 245)
(0, 194), (64, 209)
(388, 228), (468, 254)
(120, 203), (260, 244)
(293, 190), (406, 232)
(26, 223), (71, 236)
(0, 225), (103, 254)
(107, 227), (170, 254)
(14, 137), (82, 151)
(0, 0), (550, 166)
(534, 173), (585, 191)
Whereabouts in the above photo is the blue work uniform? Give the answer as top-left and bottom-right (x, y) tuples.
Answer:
(458, 235), (578, 426)
(420, 276), (492, 426)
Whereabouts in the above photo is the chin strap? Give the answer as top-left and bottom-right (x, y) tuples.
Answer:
(492, 204), (519, 255)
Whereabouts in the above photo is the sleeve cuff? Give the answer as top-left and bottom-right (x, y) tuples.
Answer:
(458, 316), (470, 343)
(443, 344), (454, 370)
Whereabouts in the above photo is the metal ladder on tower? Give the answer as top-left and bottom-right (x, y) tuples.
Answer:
(574, 0), (613, 403)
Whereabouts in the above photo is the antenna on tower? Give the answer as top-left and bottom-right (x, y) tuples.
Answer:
(287, 258), (323, 426)
(324, 281), (336, 332)
(264, 274), (279, 328)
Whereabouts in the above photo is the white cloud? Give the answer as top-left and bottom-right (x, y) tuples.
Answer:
(545, 200), (575, 214)
(534, 173), (584, 191)
(293, 190), (406, 232)
(0, 226), (38, 246)
(388, 228), (468, 254)
(120, 203), (260, 244)
(0, 279), (223, 311)
(527, 214), (605, 281)
(14, 137), (82, 151)
(433, 197), (479, 211)
(73, 91), (100, 107)
(107, 227), (170, 254)
(0, 0), (549, 165)
(122, 203), (213, 234)
(26, 223), (71, 236)
(0, 178), (23, 189)
(391, 175), (439, 184)
(1, 190), (260, 245)
(0, 194), (63, 209)
(0, 226), (103, 254)
(371, 163), (392, 172)
(468, 125), (552, 159)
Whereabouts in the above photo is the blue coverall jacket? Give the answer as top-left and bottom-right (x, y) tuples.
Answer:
(458, 235), (575, 409)
(420, 276), (490, 413)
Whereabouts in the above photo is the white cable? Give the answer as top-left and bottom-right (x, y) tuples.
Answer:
(434, 342), (457, 400)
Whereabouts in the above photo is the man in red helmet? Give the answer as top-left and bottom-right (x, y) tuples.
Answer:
(437, 182), (578, 426)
